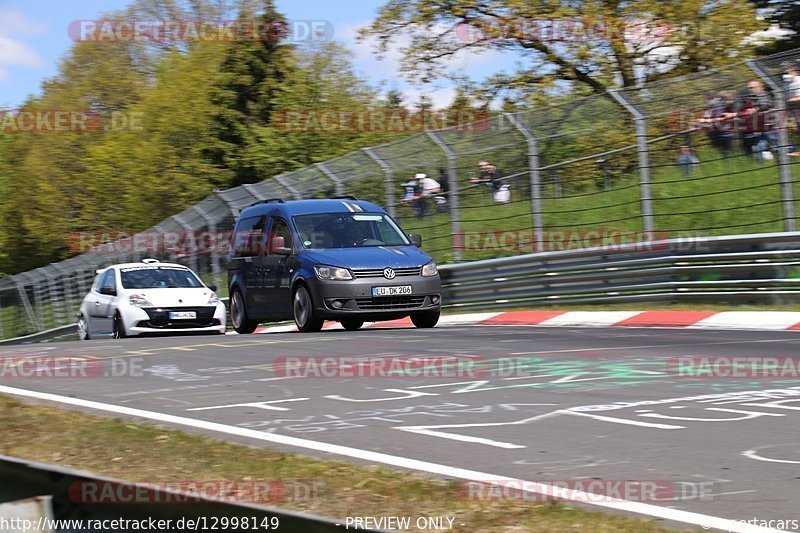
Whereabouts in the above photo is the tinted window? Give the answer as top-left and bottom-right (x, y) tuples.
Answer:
(231, 216), (266, 257)
(293, 213), (410, 249)
(120, 266), (203, 289)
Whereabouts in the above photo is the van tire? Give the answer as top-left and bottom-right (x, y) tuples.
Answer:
(231, 289), (259, 334)
(294, 285), (324, 332)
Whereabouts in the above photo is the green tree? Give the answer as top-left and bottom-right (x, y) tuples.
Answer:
(208, 0), (296, 186)
(360, 0), (765, 95)
(0, 40), (148, 272)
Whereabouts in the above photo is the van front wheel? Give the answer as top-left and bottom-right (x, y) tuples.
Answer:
(294, 286), (324, 332)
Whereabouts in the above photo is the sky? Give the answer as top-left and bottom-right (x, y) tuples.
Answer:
(0, 0), (517, 110)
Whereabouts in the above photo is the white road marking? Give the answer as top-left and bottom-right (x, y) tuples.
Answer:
(187, 398), (309, 412)
(742, 448), (800, 464)
(0, 384), (784, 533)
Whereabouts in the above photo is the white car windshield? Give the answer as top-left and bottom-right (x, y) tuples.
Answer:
(120, 266), (203, 289)
(293, 213), (410, 249)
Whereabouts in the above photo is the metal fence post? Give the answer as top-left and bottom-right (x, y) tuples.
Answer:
(242, 184), (267, 202)
(193, 205), (223, 292)
(609, 90), (655, 237)
(172, 214), (199, 274)
(14, 275), (41, 332)
(315, 163), (345, 196)
(361, 147), (396, 217)
(747, 59), (797, 232)
(425, 131), (463, 262)
(50, 263), (71, 326)
(274, 175), (302, 200)
(214, 191), (241, 219)
(506, 113), (544, 252)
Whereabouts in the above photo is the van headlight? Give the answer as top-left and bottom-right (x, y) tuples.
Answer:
(207, 292), (220, 305)
(129, 294), (153, 307)
(421, 261), (438, 277)
(314, 265), (353, 281)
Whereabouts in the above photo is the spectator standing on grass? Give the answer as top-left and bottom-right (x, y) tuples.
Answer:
(401, 173), (440, 219)
(676, 145), (700, 175)
(735, 80), (774, 159)
(696, 90), (735, 154)
(784, 62), (800, 156)
(784, 61), (800, 105)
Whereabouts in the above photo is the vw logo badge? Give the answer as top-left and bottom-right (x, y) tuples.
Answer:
(177, 299), (183, 303)
(383, 268), (396, 280)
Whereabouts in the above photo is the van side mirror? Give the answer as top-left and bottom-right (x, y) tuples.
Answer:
(99, 286), (116, 296)
(409, 233), (422, 247)
(271, 236), (292, 256)
(208, 284), (218, 292)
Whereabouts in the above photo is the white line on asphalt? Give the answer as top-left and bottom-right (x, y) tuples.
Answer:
(0, 384), (785, 533)
(742, 449), (800, 464)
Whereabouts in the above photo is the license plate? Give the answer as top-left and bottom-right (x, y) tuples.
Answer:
(372, 285), (412, 297)
(169, 311), (196, 320)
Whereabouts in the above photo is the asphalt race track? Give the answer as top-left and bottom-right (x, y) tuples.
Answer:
(2, 324), (800, 532)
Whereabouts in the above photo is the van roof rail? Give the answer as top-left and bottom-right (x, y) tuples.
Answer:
(250, 198), (285, 207)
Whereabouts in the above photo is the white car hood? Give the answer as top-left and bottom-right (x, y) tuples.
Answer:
(126, 287), (215, 307)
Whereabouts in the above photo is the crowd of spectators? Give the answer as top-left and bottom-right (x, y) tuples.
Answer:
(692, 60), (800, 165)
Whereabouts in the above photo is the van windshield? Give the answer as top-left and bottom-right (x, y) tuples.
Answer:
(293, 213), (411, 249)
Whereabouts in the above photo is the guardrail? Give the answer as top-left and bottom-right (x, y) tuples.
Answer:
(0, 455), (357, 532)
(1, 232), (799, 343)
(438, 231), (800, 309)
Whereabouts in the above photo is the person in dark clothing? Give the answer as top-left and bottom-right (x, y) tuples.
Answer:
(735, 80), (774, 158)
(696, 90), (735, 155)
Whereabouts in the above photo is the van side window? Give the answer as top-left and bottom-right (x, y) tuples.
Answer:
(268, 218), (293, 254)
(232, 216), (266, 257)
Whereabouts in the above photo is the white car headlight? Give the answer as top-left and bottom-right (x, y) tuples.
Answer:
(314, 264), (353, 280)
(129, 294), (153, 307)
(207, 292), (220, 305)
(421, 261), (438, 277)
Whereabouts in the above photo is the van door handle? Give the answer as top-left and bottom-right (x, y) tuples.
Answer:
(94, 301), (101, 306)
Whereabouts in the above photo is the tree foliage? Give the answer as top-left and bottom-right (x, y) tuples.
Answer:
(360, 0), (765, 97)
(0, 0), (404, 274)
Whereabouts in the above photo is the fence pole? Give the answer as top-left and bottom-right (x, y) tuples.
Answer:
(506, 113), (544, 252)
(193, 205), (223, 292)
(609, 90), (655, 237)
(242, 184), (267, 202)
(49, 264), (70, 326)
(15, 275), (40, 332)
(425, 131), (463, 262)
(361, 148), (396, 217)
(315, 163), (345, 196)
(747, 59), (797, 232)
(172, 214), (199, 274)
(274, 175), (302, 200)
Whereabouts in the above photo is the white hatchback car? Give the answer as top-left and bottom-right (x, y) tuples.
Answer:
(77, 259), (226, 339)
